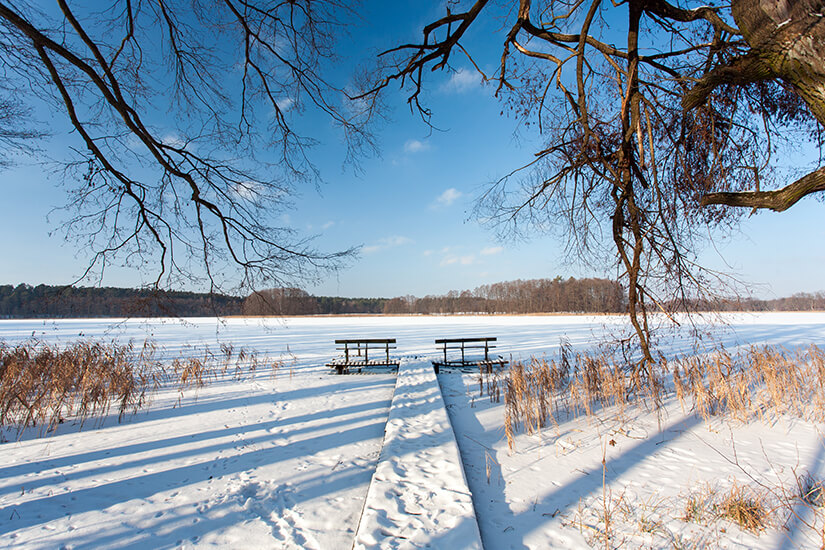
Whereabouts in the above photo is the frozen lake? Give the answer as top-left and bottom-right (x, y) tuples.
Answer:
(3, 311), (824, 363)
(2, 313), (824, 549)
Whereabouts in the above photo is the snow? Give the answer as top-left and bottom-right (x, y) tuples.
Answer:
(0, 353), (396, 549)
(442, 376), (825, 549)
(1, 312), (824, 548)
(354, 361), (482, 549)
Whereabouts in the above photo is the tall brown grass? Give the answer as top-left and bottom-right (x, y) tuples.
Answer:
(0, 340), (154, 434)
(503, 346), (659, 448)
(502, 344), (825, 450)
(0, 339), (280, 436)
(672, 345), (825, 423)
(715, 482), (769, 532)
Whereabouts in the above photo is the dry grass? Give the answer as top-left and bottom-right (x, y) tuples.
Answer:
(681, 486), (714, 524)
(715, 482), (768, 532)
(500, 344), (825, 450)
(672, 345), (825, 423)
(495, 338), (824, 546)
(798, 473), (825, 508)
(476, 364), (502, 404)
(502, 344), (661, 450)
(792, 472), (825, 549)
(0, 338), (280, 436)
(0, 339), (155, 434)
(573, 479), (779, 549)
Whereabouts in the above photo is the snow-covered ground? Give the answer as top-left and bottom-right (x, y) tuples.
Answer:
(354, 360), (482, 549)
(1, 313), (824, 548)
(443, 371), (825, 549)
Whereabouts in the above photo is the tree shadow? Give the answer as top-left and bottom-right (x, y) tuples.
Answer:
(1, 376), (395, 546)
(439, 372), (524, 549)
(776, 433), (825, 550)
(1, 368), (394, 444)
(2, 418), (392, 531)
(440, 371), (705, 548)
(0, 400), (392, 494)
(42, 462), (382, 549)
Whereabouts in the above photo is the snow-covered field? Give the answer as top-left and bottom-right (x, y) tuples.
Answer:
(1, 313), (824, 549)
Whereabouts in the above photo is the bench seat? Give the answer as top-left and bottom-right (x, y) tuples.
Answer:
(327, 338), (399, 374)
(432, 337), (508, 373)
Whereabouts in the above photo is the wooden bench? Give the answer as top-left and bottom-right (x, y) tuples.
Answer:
(326, 338), (400, 374)
(432, 337), (508, 373)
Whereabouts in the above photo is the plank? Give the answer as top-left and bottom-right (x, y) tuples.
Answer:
(353, 362), (483, 549)
(434, 337), (497, 344)
(335, 338), (397, 344)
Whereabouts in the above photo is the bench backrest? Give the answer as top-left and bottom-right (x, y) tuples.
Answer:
(435, 337), (496, 344)
(335, 338), (396, 345)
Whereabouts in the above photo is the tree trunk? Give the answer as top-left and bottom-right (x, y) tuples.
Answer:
(693, 1), (825, 211)
(732, 0), (825, 127)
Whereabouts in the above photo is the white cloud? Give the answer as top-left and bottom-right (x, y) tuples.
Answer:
(276, 97), (295, 112)
(363, 235), (412, 254)
(433, 188), (463, 208)
(232, 180), (266, 202)
(386, 236), (412, 247)
(161, 133), (185, 149)
(441, 68), (481, 93)
(321, 221), (335, 230)
(440, 254), (475, 266)
(160, 133), (196, 152)
(480, 246), (503, 256)
(404, 139), (431, 154)
(342, 85), (374, 125)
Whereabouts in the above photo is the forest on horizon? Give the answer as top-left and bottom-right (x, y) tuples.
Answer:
(1, 280), (824, 319)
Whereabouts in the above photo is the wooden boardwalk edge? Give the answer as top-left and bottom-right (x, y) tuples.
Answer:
(352, 361), (483, 549)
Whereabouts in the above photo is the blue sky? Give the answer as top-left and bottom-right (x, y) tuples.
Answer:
(1, 1), (823, 299)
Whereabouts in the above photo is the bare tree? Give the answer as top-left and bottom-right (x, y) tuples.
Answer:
(0, 1), (377, 291)
(689, 0), (825, 211)
(0, 92), (43, 165)
(360, 0), (824, 370)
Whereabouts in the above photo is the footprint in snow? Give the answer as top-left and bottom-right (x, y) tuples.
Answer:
(238, 483), (320, 549)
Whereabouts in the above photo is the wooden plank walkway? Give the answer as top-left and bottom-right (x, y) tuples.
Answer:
(352, 361), (483, 549)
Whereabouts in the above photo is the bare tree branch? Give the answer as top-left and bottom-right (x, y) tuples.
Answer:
(367, 0), (820, 369)
(0, 0), (370, 292)
(701, 167), (825, 212)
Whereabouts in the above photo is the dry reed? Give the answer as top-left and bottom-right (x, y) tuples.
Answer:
(672, 345), (825, 424)
(0, 338), (280, 436)
(0, 339), (153, 434)
(502, 347), (659, 449)
(501, 344), (825, 451)
(715, 482), (768, 532)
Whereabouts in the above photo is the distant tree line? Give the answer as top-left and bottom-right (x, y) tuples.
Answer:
(684, 292), (825, 312)
(382, 277), (625, 315)
(243, 277), (627, 315)
(0, 284), (243, 318)
(5, 282), (823, 319)
(242, 288), (386, 315)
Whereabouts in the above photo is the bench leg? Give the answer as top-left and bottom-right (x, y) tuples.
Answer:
(336, 365), (344, 375)
(433, 364), (440, 374)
